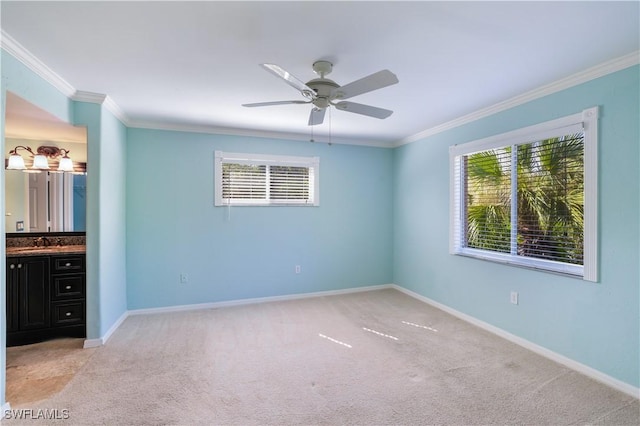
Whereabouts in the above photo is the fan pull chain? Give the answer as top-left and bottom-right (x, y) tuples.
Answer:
(328, 107), (332, 146)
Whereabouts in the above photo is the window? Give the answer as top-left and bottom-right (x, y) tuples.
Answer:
(215, 151), (319, 206)
(450, 107), (598, 281)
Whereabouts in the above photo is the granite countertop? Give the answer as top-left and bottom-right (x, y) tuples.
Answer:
(6, 245), (86, 257)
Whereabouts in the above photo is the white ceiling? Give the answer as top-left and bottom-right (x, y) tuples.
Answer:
(2, 1), (639, 147)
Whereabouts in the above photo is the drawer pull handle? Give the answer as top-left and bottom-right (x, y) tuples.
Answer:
(65, 285), (72, 290)
(65, 263), (72, 267)
(9, 264), (15, 269)
(65, 312), (72, 317)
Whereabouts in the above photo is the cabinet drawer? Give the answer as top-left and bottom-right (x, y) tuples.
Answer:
(51, 301), (85, 326)
(52, 275), (85, 300)
(52, 256), (85, 272)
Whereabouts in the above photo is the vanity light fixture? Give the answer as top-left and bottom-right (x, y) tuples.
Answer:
(6, 145), (77, 173)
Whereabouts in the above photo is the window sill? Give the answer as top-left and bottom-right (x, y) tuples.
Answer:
(216, 203), (319, 207)
(454, 248), (584, 279)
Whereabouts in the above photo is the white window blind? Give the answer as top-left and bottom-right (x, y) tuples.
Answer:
(450, 107), (598, 281)
(215, 151), (319, 206)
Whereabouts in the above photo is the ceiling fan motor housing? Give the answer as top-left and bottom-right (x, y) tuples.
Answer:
(306, 78), (339, 109)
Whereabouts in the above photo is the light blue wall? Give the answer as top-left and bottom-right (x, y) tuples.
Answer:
(97, 108), (127, 334)
(126, 129), (394, 309)
(393, 65), (640, 388)
(73, 102), (128, 339)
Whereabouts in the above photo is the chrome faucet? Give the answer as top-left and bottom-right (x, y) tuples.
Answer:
(33, 236), (52, 247)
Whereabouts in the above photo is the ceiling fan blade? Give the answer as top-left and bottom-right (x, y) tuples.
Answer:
(261, 64), (316, 97)
(334, 101), (393, 119)
(308, 107), (326, 126)
(331, 70), (398, 100)
(243, 100), (310, 107)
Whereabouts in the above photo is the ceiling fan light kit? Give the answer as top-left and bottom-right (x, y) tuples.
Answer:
(243, 60), (399, 126)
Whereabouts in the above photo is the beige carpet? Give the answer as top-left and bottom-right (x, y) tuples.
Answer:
(5, 289), (639, 424)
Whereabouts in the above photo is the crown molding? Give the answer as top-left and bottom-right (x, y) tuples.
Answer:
(103, 96), (128, 124)
(127, 119), (392, 148)
(1, 29), (76, 97)
(394, 50), (640, 147)
(72, 91), (129, 124)
(72, 90), (107, 104)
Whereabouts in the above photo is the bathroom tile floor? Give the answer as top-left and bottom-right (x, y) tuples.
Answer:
(5, 338), (95, 407)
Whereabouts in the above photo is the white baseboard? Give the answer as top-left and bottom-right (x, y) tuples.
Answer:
(128, 284), (394, 316)
(83, 338), (102, 349)
(83, 310), (129, 348)
(89, 285), (393, 345)
(391, 285), (640, 399)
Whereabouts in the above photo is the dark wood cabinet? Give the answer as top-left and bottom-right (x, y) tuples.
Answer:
(6, 260), (21, 333)
(50, 254), (86, 335)
(6, 254), (85, 346)
(6, 256), (50, 333)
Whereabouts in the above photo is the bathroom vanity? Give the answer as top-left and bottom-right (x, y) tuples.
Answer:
(6, 236), (86, 347)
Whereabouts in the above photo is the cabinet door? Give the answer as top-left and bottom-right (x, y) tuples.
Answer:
(19, 256), (50, 330)
(6, 259), (20, 332)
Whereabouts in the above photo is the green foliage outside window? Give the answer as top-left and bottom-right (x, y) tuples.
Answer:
(465, 134), (584, 265)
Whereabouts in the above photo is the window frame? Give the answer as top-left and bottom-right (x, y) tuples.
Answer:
(449, 107), (599, 281)
(214, 151), (320, 207)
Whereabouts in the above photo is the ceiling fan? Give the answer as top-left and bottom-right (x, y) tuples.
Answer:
(242, 60), (399, 126)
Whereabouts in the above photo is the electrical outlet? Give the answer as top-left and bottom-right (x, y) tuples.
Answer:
(180, 273), (188, 283)
(510, 291), (518, 305)
(295, 265), (301, 274)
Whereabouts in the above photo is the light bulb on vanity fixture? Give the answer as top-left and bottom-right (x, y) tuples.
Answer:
(57, 149), (74, 172)
(6, 145), (82, 173)
(32, 152), (50, 171)
(6, 146), (29, 170)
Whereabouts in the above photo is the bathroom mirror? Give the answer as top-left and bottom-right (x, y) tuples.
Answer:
(5, 170), (86, 232)
(4, 92), (87, 233)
